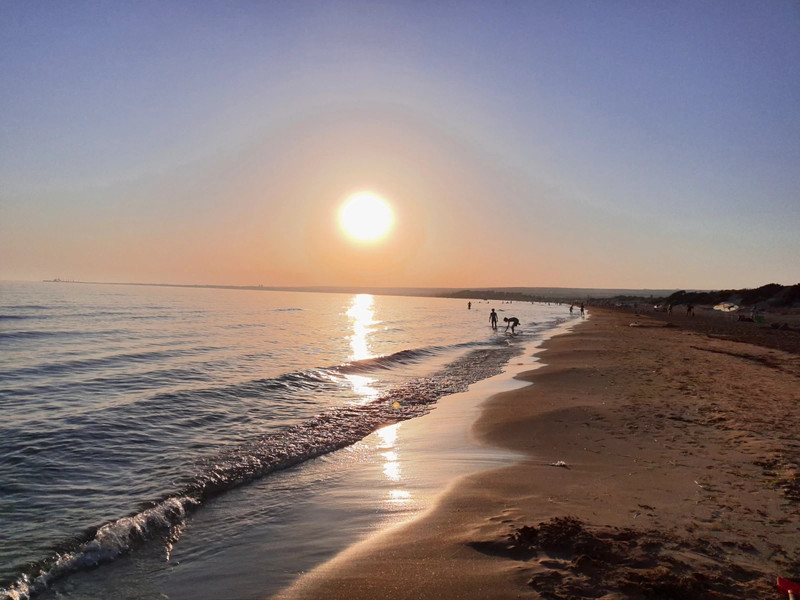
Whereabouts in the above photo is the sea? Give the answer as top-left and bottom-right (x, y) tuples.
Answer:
(0, 281), (576, 600)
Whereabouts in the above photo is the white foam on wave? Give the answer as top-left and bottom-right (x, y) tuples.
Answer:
(0, 496), (196, 600)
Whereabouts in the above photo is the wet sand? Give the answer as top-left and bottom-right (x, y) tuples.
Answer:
(273, 308), (800, 599)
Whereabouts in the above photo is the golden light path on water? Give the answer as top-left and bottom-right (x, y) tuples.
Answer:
(345, 294), (379, 403)
(345, 294), (411, 510)
(376, 422), (410, 509)
(377, 423), (400, 482)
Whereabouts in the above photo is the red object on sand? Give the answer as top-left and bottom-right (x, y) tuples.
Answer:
(778, 577), (800, 597)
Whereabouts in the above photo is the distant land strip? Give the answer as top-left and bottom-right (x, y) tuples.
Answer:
(39, 279), (800, 308)
(40, 279), (678, 302)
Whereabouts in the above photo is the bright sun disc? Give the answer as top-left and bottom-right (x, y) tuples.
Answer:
(339, 193), (394, 242)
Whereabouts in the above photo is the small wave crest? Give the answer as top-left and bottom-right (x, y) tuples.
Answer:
(0, 329), (121, 341)
(0, 348), (208, 381)
(336, 347), (437, 373)
(2, 305), (52, 310)
(1, 497), (195, 600)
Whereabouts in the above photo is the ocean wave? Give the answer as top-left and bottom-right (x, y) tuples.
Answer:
(0, 348), (213, 381)
(336, 347), (438, 373)
(335, 342), (486, 374)
(1, 497), (195, 600)
(0, 329), (124, 341)
(1, 305), (52, 310)
(0, 344), (521, 599)
(63, 310), (136, 318)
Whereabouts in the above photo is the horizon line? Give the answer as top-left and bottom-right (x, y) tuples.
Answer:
(28, 279), (685, 298)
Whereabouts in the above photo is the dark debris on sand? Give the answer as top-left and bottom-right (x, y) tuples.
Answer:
(617, 308), (800, 356)
(469, 517), (772, 599)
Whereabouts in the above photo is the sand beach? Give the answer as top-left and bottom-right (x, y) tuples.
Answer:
(275, 308), (800, 599)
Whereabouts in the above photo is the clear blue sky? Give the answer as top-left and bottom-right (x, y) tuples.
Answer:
(2, 1), (798, 289)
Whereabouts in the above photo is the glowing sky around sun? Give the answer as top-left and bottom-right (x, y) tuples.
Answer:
(1, 2), (798, 289)
(339, 193), (394, 242)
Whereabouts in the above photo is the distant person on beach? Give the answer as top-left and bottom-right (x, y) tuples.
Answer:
(468, 302), (471, 310)
(569, 305), (574, 315)
(503, 316), (520, 333)
(489, 309), (498, 329)
(580, 303), (585, 317)
(687, 304), (695, 317)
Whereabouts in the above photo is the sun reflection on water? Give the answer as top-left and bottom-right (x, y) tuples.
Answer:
(376, 422), (398, 448)
(345, 294), (379, 403)
(347, 294), (375, 362)
(375, 423), (411, 509)
(383, 461), (401, 482)
(387, 489), (411, 507)
(345, 374), (379, 402)
(346, 303), (413, 511)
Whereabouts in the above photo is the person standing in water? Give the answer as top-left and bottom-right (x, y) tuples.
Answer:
(503, 316), (520, 333)
(489, 308), (498, 329)
(468, 302), (471, 310)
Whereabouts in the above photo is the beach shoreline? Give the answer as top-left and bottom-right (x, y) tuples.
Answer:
(274, 308), (800, 599)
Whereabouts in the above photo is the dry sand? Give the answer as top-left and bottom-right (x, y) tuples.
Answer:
(274, 308), (800, 599)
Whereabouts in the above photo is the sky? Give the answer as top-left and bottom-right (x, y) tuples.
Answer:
(2, 1), (799, 290)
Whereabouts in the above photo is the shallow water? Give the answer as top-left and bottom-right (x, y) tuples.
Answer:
(0, 282), (573, 599)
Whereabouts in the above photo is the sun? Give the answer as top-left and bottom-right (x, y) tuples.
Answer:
(339, 193), (394, 242)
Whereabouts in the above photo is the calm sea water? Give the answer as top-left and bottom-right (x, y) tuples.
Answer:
(0, 282), (572, 599)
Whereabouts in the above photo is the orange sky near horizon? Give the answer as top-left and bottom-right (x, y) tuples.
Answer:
(4, 109), (590, 289)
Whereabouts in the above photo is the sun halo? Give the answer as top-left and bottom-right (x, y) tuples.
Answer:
(339, 193), (394, 242)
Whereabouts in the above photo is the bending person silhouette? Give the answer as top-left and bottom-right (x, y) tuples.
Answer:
(503, 316), (520, 333)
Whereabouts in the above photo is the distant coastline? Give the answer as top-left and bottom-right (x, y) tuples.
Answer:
(38, 279), (799, 309)
(38, 279), (679, 303)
